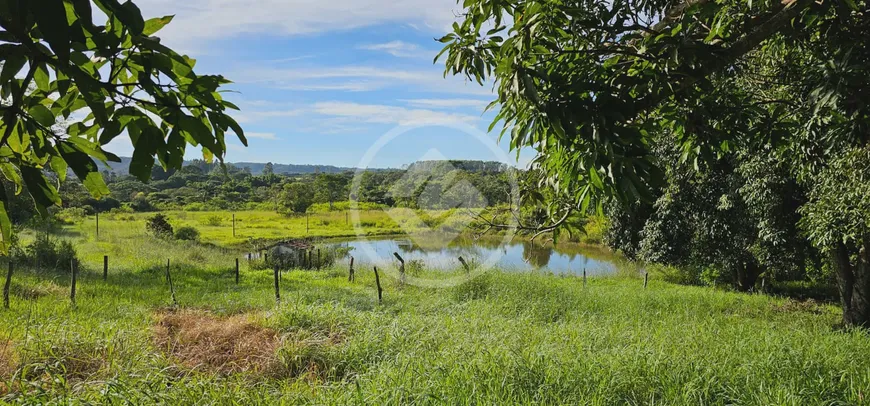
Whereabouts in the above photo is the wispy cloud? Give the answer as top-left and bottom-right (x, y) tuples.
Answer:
(358, 41), (428, 58)
(234, 66), (492, 96)
(312, 101), (479, 126)
(136, 0), (463, 49)
(246, 132), (278, 140)
(401, 98), (491, 110)
(233, 108), (304, 124)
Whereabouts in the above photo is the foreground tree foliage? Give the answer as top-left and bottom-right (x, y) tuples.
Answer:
(440, 0), (869, 324)
(0, 0), (245, 252)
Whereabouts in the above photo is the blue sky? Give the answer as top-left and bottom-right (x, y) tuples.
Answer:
(106, 0), (535, 169)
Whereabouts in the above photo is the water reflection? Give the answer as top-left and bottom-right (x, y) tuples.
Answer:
(326, 235), (618, 275)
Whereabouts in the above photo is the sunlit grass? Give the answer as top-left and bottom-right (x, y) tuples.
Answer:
(2, 221), (869, 404)
(72, 209), (484, 247)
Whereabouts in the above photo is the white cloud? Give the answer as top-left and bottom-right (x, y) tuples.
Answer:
(312, 101), (479, 126)
(401, 98), (491, 110)
(359, 41), (426, 58)
(233, 108), (304, 124)
(246, 132), (278, 140)
(135, 0), (463, 49)
(234, 66), (493, 96)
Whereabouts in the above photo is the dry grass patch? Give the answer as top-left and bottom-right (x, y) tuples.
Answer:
(11, 281), (65, 300)
(153, 309), (282, 376)
(0, 342), (15, 378)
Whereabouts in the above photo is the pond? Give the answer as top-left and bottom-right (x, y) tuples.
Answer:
(325, 235), (620, 276)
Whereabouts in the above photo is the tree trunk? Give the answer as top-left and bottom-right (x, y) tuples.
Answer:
(735, 260), (761, 292)
(832, 240), (870, 327)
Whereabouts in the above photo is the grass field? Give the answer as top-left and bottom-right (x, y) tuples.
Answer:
(2, 224), (870, 404)
(72, 209), (485, 248)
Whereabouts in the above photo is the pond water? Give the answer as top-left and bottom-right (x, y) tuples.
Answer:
(325, 235), (620, 276)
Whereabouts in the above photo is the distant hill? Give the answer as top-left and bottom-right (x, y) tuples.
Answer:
(96, 158), (510, 176)
(95, 158), (358, 176)
(232, 162), (353, 175)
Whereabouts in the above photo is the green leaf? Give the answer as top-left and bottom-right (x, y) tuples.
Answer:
(129, 126), (164, 181)
(0, 53), (26, 86)
(58, 141), (110, 198)
(71, 0), (94, 26)
(28, 104), (55, 127)
(33, 63), (50, 92)
(50, 155), (68, 182)
(0, 163), (23, 195)
(0, 183), (12, 254)
(143, 15), (174, 35)
(20, 165), (61, 210)
(32, 0), (71, 63)
(222, 115), (247, 146)
(95, 0), (146, 35)
(588, 166), (604, 189)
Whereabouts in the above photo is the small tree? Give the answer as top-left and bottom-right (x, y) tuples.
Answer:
(174, 226), (200, 241)
(146, 214), (173, 238)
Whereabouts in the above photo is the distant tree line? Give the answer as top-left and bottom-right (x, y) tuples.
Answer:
(49, 159), (518, 215)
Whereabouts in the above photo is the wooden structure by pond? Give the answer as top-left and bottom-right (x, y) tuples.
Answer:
(256, 239), (341, 270)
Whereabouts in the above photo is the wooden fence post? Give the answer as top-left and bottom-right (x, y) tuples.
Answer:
(166, 259), (177, 307)
(103, 255), (108, 281)
(306, 213), (309, 234)
(583, 268), (587, 288)
(317, 249), (321, 269)
(458, 256), (470, 272)
(393, 252), (405, 285)
(235, 258), (240, 285)
(643, 271), (649, 289)
(274, 265), (280, 303)
(95, 211), (99, 239)
(232, 213), (236, 237)
(348, 256), (355, 282)
(373, 266), (383, 304)
(70, 260), (77, 307)
(3, 262), (11, 309)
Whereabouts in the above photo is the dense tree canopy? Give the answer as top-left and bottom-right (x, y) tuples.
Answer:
(0, 0), (245, 252)
(441, 0), (869, 324)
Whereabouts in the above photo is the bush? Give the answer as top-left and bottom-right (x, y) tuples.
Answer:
(22, 234), (79, 271)
(129, 193), (154, 212)
(203, 215), (223, 226)
(55, 207), (87, 224)
(175, 226), (200, 241)
(146, 214), (174, 238)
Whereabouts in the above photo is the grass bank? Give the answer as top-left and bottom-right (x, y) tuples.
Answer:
(1, 228), (869, 404)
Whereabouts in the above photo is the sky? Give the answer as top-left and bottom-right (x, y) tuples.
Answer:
(105, 0), (536, 169)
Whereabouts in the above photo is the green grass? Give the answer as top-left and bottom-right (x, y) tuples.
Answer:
(2, 223), (870, 404)
(79, 209), (483, 247)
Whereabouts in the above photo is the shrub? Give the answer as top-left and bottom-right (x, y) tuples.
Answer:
(22, 234), (79, 272)
(203, 215), (223, 226)
(146, 214), (174, 238)
(129, 193), (155, 212)
(55, 207), (87, 224)
(175, 226), (200, 241)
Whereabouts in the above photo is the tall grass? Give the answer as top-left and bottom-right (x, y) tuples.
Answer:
(1, 223), (869, 404)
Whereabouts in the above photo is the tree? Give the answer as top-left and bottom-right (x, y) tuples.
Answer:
(279, 181), (314, 214)
(802, 148), (870, 326)
(314, 173), (348, 209)
(0, 0), (245, 252)
(440, 0), (868, 324)
(262, 162), (274, 176)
